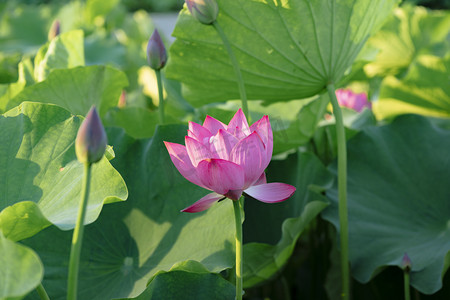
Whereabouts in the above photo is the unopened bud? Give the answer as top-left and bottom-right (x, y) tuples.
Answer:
(118, 90), (126, 108)
(75, 106), (107, 164)
(147, 29), (167, 70)
(186, 0), (218, 25)
(48, 20), (60, 40)
(401, 253), (412, 273)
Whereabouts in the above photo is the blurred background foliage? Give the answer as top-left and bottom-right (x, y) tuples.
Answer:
(0, 0), (449, 299)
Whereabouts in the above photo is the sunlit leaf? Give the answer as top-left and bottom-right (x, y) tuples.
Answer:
(0, 102), (127, 240)
(166, 0), (399, 106)
(374, 55), (450, 119)
(7, 65), (128, 116)
(124, 261), (235, 300)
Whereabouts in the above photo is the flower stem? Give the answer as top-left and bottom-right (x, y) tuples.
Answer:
(404, 271), (411, 300)
(67, 162), (92, 300)
(232, 197), (243, 300)
(327, 83), (349, 300)
(213, 21), (249, 120)
(155, 69), (165, 125)
(36, 283), (50, 300)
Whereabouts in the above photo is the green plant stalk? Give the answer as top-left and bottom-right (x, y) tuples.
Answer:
(327, 83), (349, 300)
(232, 197), (243, 300)
(155, 69), (165, 125)
(67, 162), (92, 300)
(213, 21), (249, 120)
(36, 283), (50, 300)
(404, 271), (411, 300)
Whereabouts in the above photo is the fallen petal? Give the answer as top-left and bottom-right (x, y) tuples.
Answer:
(245, 183), (296, 203)
(197, 158), (244, 195)
(181, 192), (224, 213)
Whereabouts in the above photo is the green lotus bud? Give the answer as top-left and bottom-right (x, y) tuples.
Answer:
(48, 19), (60, 41)
(75, 106), (107, 164)
(147, 29), (167, 70)
(186, 0), (218, 25)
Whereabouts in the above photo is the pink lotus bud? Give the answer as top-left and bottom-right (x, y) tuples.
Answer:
(118, 90), (126, 108)
(186, 0), (219, 25)
(48, 19), (60, 40)
(401, 253), (412, 272)
(75, 106), (107, 164)
(147, 29), (167, 70)
(335, 89), (371, 112)
(164, 108), (296, 213)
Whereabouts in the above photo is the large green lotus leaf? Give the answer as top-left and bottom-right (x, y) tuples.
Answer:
(0, 102), (127, 240)
(374, 55), (450, 120)
(0, 231), (43, 299)
(123, 260), (235, 300)
(242, 152), (332, 287)
(34, 30), (85, 82)
(22, 125), (235, 299)
(103, 107), (160, 139)
(166, 0), (399, 106)
(364, 5), (450, 77)
(5, 65), (128, 116)
(322, 114), (450, 294)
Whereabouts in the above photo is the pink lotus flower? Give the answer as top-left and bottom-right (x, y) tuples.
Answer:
(336, 89), (371, 112)
(164, 109), (296, 213)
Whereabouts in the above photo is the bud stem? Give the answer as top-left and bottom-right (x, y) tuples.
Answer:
(36, 283), (50, 300)
(67, 162), (92, 300)
(213, 21), (249, 121)
(155, 69), (165, 125)
(327, 83), (350, 300)
(232, 197), (244, 300)
(404, 270), (411, 300)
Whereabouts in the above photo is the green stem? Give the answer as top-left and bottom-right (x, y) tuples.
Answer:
(36, 283), (50, 300)
(213, 21), (249, 120)
(67, 162), (92, 300)
(327, 83), (349, 300)
(232, 198), (243, 300)
(404, 271), (411, 300)
(155, 69), (165, 125)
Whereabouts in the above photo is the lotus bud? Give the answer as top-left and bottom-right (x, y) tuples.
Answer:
(401, 253), (412, 273)
(186, 0), (218, 25)
(118, 90), (126, 108)
(335, 89), (371, 112)
(75, 106), (107, 164)
(147, 29), (167, 70)
(48, 19), (60, 40)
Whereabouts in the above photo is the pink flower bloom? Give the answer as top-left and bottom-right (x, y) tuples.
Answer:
(164, 109), (296, 213)
(335, 89), (371, 112)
